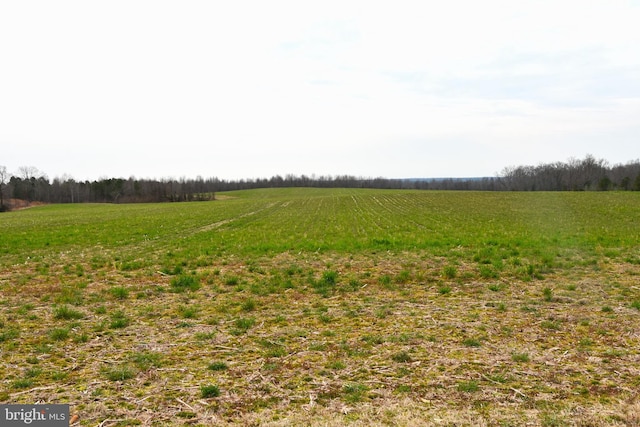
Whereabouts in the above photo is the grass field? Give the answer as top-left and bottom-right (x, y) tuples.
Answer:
(1, 188), (640, 426)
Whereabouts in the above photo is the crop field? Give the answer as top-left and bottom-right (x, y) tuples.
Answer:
(1, 188), (640, 426)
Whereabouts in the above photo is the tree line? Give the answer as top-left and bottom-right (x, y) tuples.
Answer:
(1, 155), (639, 211)
(498, 155), (640, 191)
(0, 166), (217, 211)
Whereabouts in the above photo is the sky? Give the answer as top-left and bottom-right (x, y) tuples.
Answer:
(1, 1), (639, 181)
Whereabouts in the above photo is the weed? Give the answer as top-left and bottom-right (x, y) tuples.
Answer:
(541, 320), (561, 330)
(327, 360), (346, 370)
(379, 274), (392, 286)
(462, 338), (482, 348)
(110, 311), (130, 329)
(105, 365), (136, 381)
(162, 265), (184, 275)
(178, 305), (198, 319)
(265, 347), (287, 358)
(194, 331), (216, 341)
(343, 383), (368, 403)
(49, 327), (70, 341)
(479, 265), (499, 279)
(322, 270), (338, 284)
(579, 338), (593, 347)
(543, 287), (554, 302)
(201, 385), (221, 398)
(631, 300), (640, 310)
(241, 298), (257, 312)
(110, 286), (129, 300)
(25, 367), (42, 378)
(362, 334), (384, 345)
(12, 379), (34, 389)
(170, 275), (200, 292)
(396, 270), (411, 284)
(317, 312), (332, 323)
(73, 333), (89, 343)
(176, 412), (196, 419)
(391, 351), (412, 363)
(131, 352), (163, 370)
(53, 305), (84, 320)
(438, 285), (452, 295)
(457, 380), (479, 393)
(223, 275), (239, 286)
(442, 265), (457, 279)
(208, 361), (228, 371)
(511, 352), (530, 362)
(540, 412), (566, 427)
(232, 317), (255, 335)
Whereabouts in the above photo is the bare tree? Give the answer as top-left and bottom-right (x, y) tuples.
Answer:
(0, 165), (9, 211)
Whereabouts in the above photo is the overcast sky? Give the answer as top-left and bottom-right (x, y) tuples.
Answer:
(1, 1), (639, 181)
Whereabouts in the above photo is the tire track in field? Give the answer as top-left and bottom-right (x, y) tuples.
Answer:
(195, 202), (278, 233)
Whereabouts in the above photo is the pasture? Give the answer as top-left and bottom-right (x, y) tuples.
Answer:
(1, 188), (640, 426)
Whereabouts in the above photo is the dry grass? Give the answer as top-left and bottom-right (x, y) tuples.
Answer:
(2, 249), (640, 426)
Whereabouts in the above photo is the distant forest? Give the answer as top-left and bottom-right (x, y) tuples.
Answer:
(1, 155), (639, 210)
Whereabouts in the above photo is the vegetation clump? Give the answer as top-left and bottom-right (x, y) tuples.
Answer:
(170, 274), (200, 292)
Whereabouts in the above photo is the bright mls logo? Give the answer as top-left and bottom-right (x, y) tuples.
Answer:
(1, 405), (69, 426)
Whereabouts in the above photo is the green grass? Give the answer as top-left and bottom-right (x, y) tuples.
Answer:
(170, 275), (200, 292)
(200, 384), (221, 398)
(511, 352), (531, 363)
(53, 305), (84, 320)
(457, 380), (480, 393)
(105, 365), (136, 382)
(3, 190), (639, 266)
(208, 361), (228, 371)
(2, 189), (640, 425)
